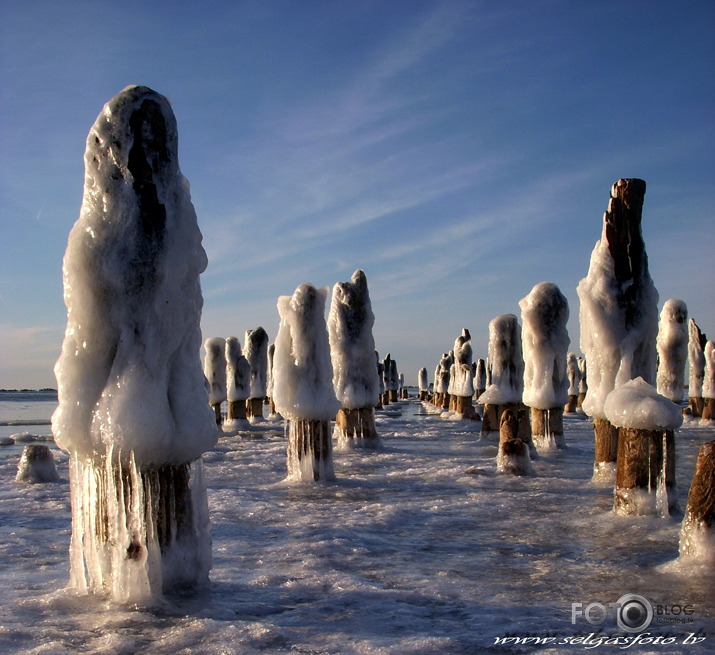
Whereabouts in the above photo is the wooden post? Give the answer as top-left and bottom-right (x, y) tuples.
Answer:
(454, 395), (478, 419)
(286, 419), (334, 481)
(688, 319), (707, 418)
(593, 417), (619, 479)
(246, 397), (264, 420)
(335, 407), (379, 448)
(679, 440), (715, 560)
(497, 409), (533, 476)
(15, 444), (60, 483)
(227, 399), (247, 421)
(614, 428), (676, 516)
(531, 407), (565, 450)
(481, 402), (522, 440)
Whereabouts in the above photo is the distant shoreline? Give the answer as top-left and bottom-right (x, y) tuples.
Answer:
(0, 389), (58, 394)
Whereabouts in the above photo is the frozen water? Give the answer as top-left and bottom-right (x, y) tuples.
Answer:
(604, 377), (683, 431)
(1, 396), (714, 653)
(203, 337), (227, 406)
(656, 300), (688, 402)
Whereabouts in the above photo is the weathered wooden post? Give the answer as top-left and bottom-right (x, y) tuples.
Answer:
(15, 444), (60, 483)
(225, 336), (251, 428)
(385, 355), (400, 403)
(474, 358), (487, 400)
(375, 351), (385, 409)
(688, 319), (707, 418)
(565, 352), (581, 414)
(679, 440), (715, 562)
(576, 178), (659, 481)
(245, 327), (269, 422)
(435, 352), (452, 411)
(204, 337), (227, 426)
(274, 283), (340, 481)
(496, 409), (534, 476)
(606, 378), (681, 516)
(703, 341), (715, 421)
(451, 329), (478, 419)
(520, 282), (570, 450)
(478, 314), (524, 441)
(328, 269), (381, 449)
(656, 299), (688, 405)
(577, 357), (587, 410)
(418, 368), (430, 401)
(51, 86), (217, 601)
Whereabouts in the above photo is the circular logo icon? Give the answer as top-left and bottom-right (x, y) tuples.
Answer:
(616, 594), (653, 633)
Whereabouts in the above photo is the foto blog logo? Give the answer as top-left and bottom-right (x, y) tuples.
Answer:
(572, 593), (654, 633)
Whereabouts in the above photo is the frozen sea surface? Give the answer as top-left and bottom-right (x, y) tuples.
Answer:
(0, 397), (713, 654)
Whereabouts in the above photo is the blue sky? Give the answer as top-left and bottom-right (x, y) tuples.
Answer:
(1, 0), (714, 389)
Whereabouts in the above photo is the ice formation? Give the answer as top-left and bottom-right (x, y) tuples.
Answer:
(704, 341), (715, 400)
(566, 353), (581, 396)
(474, 359), (487, 394)
(15, 444), (60, 483)
(225, 337), (251, 402)
(478, 315), (524, 406)
(655, 299), (688, 403)
(203, 337), (227, 407)
(327, 270), (380, 410)
(688, 319), (707, 416)
(51, 86), (216, 599)
(451, 330), (475, 398)
(519, 282), (570, 410)
(576, 179), (658, 419)
(274, 284), (339, 481)
(382, 354), (400, 401)
(245, 327), (269, 400)
(376, 352), (385, 403)
(418, 368), (429, 393)
(604, 377), (682, 431)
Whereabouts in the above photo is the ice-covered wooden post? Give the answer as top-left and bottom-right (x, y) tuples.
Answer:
(577, 357), (587, 410)
(204, 337), (227, 425)
(375, 352), (385, 409)
(565, 353), (581, 414)
(478, 314), (524, 440)
(328, 269), (381, 449)
(451, 329), (478, 419)
(605, 378), (681, 515)
(679, 440), (715, 563)
(703, 341), (715, 421)
(266, 343), (282, 419)
(52, 86), (217, 601)
(418, 368), (429, 401)
(656, 300), (688, 405)
(384, 355), (400, 403)
(688, 319), (707, 417)
(474, 358), (487, 400)
(15, 444), (60, 483)
(400, 373), (408, 399)
(577, 178), (659, 481)
(225, 336), (251, 428)
(244, 327), (269, 422)
(520, 283), (570, 450)
(496, 409), (534, 476)
(434, 352), (452, 410)
(274, 283), (340, 481)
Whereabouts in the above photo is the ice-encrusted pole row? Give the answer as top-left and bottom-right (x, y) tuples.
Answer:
(52, 86), (217, 601)
(225, 336), (251, 427)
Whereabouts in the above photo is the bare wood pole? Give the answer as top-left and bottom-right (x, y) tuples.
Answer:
(287, 419), (334, 481)
(227, 399), (247, 421)
(531, 407), (565, 449)
(679, 440), (715, 560)
(613, 427), (677, 516)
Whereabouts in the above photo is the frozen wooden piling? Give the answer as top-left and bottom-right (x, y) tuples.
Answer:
(496, 409), (533, 476)
(679, 440), (715, 561)
(688, 319), (707, 418)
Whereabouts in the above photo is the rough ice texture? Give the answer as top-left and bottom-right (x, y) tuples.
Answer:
(15, 444), (60, 483)
(327, 270), (380, 409)
(578, 357), (587, 394)
(267, 343), (276, 397)
(451, 330), (475, 397)
(203, 337), (227, 405)
(604, 377), (682, 430)
(434, 353), (453, 394)
(566, 352), (581, 396)
(480, 315), (523, 405)
(576, 180), (659, 419)
(245, 327), (269, 399)
(51, 85), (217, 466)
(418, 368), (429, 391)
(520, 282), (570, 409)
(225, 337), (251, 402)
(376, 352), (385, 395)
(382, 354), (400, 393)
(704, 341), (715, 400)
(655, 299), (688, 402)
(273, 284), (340, 421)
(689, 319), (706, 398)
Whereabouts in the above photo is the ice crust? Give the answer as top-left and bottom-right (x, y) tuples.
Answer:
(418, 368), (429, 392)
(604, 377), (682, 430)
(245, 327), (269, 400)
(225, 336), (251, 402)
(566, 352), (581, 396)
(479, 314), (523, 405)
(474, 359), (486, 391)
(519, 282), (570, 409)
(576, 183), (659, 419)
(273, 283), (340, 421)
(327, 270), (380, 409)
(656, 299), (688, 402)
(688, 319), (706, 398)
(203, 337), (227, 405)
(451, 330), (474, 397)
(704, 341), (715, 400)
(434, 353), (452, 394)
(51, 85), (217, 466)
